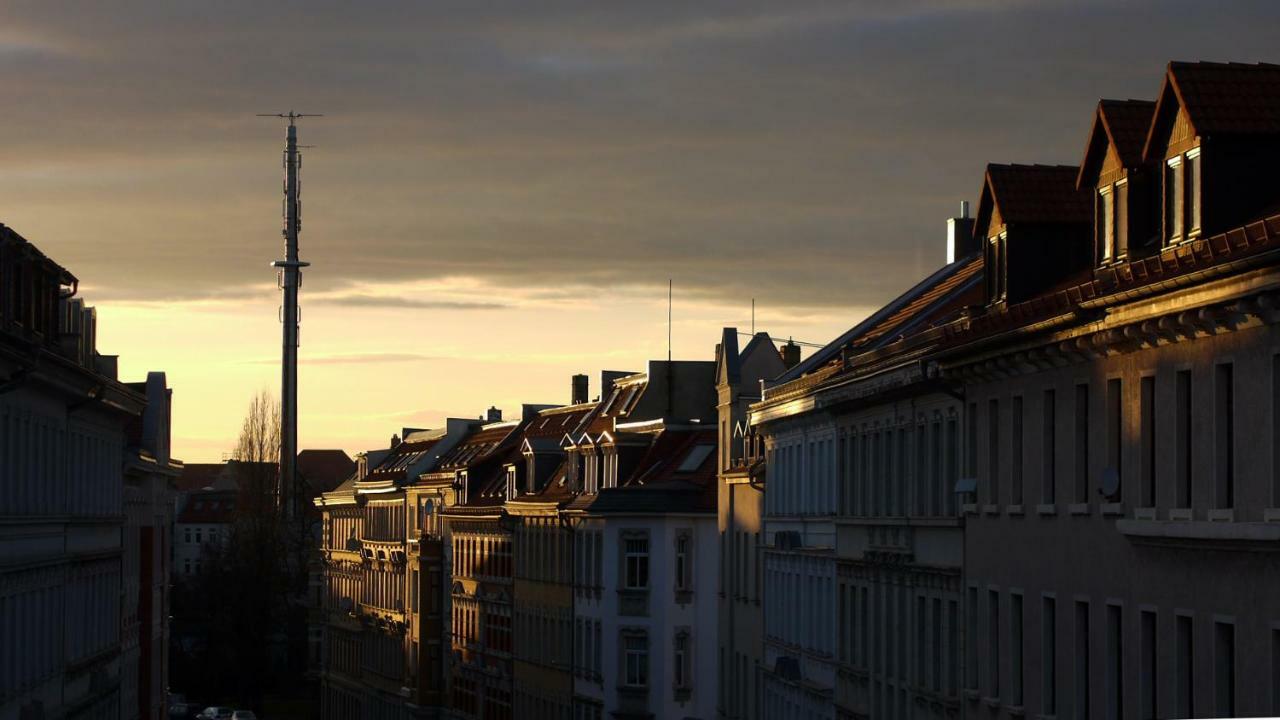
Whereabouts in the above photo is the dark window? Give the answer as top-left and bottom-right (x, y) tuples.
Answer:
(1043, 597), (1057, 715)
(1141, 610), (1157, 720)
(989, 590), (1001, 698)
(1076, 600), (1090, 719)
(988, 399), (1000, 506)
(1012, 397), (1024, 505)
(1215, 363), (1234, 509)
(1140, 376), (1156, 507)
(1043, 390), (1056, 504)
(1215, 621), (1235, 718)
(1075, 384), (1090, 504)
(1011, 593), (1024, 706)
(1177, 615), (1194, 717)
(1176, 370), (1193, 508)
(1106, 605), (1122, 720)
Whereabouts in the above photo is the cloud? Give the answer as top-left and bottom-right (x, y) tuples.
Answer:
(313, 294), (510, 310)
(246, 352), (444, 365)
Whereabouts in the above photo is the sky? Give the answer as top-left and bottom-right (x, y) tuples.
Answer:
(2, 0), (1278, 461)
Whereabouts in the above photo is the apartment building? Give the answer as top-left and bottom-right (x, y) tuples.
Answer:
(941, 61), (1280, 720)
(0, 223), (180, 720)
(714, 329), (786, 720)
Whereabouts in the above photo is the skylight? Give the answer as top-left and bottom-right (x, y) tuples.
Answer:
(677, 444), (714, 473)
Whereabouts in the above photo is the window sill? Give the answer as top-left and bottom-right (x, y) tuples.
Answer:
(1005, 704), (1026, 717)
(1208, 509), (1235, 522)
(1116, 518), (1280, 547)
(1168, 508), (1193, 521)
(1134, 507), (1157, 521)
(1265, 508), (1280, 523)
(961, 503), (978, 516)
(1006, 504), (1024, 516)
(1035, 504), (1056, 516)
(963, 689), (980, 702)
(982, 504), (1001, 515)
(982, 696), (1001, 710)
(1068, 503), (1090, 516)
(1101, 502), (1124, 517)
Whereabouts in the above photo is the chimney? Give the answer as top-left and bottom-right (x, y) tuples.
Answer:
(946, 200), (976, 264)
(486, 406), (502, 423)
(779, 340), (801, 370)
(390, 433), (401, 449)
(571, 374), (589, 405)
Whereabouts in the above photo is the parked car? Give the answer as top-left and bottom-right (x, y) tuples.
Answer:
(231, 712), (258, 720)
(197, 708), (234, 720)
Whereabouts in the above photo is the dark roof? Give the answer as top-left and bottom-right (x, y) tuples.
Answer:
(982, 164), (1092, 227)
(1077, 99), (1157, 188)
(848, 253), (984, 351)
(177, 490), (237, 524)
(176, 463), (227, 492)
(1144, 61), (1280, 160)
(368, 436), (442, 482)
(297, 449), (355, 494)
(436, 422), (519, 471)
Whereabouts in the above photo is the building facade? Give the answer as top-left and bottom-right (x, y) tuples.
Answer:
(0, 224), (180, 720)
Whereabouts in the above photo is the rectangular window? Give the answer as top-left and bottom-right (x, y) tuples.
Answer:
(988, 589), (1000, 698)
(1011, 592), (1024, 706)
(1177, 614), (1194, 718)
(1012, 397), (1024, 505)
(967, 402), (979, 480)
(1106, 605), (1122, 720)
(1106, 379), (1122, 492)
(988, 399), (1000, 506)
(1141, 610), (1157, 720)
(1076, 600), (1090, 719)
(623, 633), (648, 687)
(1043, 390), (1056, 504)
(674, 631), (691, 689)
(1187, 150), (1201, 233)
(1272, 627), (1280, 714)
(624, 537), (649, 589)
(1167, 157), (1184, 242)
(967, 586), (979, 691)
(946, 417), (959, 515)
(1176, 370), (1193, 508)
(1215, 363), (1234, 509)
(1075, 384), (1090, 504)
(674, 534), (692, 592)
(1100, 187), (1115, 261)
(1274, 355), (1280, 507)
(1043, 596), (1056, 715)
(1215, 621), (1234, 718)
(1140, 376), (1156, 507)
(1116, 180), (1129, 257)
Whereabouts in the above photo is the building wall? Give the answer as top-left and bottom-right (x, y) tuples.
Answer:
(958, 316), (1280, 720)
(574, 514), (718, 720)
(512, 513), (573, 720)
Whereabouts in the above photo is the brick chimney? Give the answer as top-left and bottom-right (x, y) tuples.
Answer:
(780, 340), (801, 370)
(571, 374), (589, 405)
(486, 406), (502, 423)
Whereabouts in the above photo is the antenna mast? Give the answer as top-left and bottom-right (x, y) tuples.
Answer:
(259, 111), (320, 519)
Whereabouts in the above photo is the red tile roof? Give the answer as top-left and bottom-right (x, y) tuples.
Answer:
(1144, 61), (1280, 160)
(1077, 99), (1157, 189)
(984, 164), (1092, 226)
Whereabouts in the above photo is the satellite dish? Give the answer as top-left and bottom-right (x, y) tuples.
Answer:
(1099, 467), (1121, 500)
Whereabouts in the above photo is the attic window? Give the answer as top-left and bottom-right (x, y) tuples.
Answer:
(1098, 181), (1128, 263)
(1165, 147), (1201, 246)
(677, 444), (714, 473)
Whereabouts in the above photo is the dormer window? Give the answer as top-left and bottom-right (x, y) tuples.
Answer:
(455, 470), (468, 505)
(987, 232), (1008, 302)
(1097, 180), (1128, 263)
(505, 465), (517, 502)
(1165, 147), (1201, 245)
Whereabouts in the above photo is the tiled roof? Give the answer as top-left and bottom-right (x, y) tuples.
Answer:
(848, 253), (984, 351)
(985, 164), (1092, 226)
(436, 422), (519, 471)
(1143, 62), (1280, 161)
(176, 463), (227, 492)
(368, 436), (442, 482)
(177, 490), (237, 524)
(1099, 99), (1157, 167)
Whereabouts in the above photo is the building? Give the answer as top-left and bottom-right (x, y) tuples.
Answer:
(746, 59), (1280, 720)
(939, 60), (1280, 720)
(0, 223), (180, 720)
(714, 329), (786, 720)
(565, 360), (721, 720)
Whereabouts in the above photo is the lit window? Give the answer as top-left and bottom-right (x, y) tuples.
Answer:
(1187, 148), (1201, 234)
(505, 466), (517, 502)
(1099, 186), (1115, 261)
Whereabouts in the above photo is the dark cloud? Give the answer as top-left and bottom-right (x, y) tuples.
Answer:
(2, 0), (1278, 311)
(313, 295), (509, 310)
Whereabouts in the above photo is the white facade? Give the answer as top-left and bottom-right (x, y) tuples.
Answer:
(573, 514), (718, 720)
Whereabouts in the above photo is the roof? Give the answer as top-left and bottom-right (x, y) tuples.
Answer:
(177, 490), (237, 524)
(176, 463), (227, 492)
(436, 421), (520, 471)
(1143, 61), (1280, 161)
(777, 252), (985, 383)
(847, 253), (985, 351)
(980, 164), (1092, 229)
(296, 449), (355, 494)
(368, 435), (443, 482)
(1077, 99), (1157, 188)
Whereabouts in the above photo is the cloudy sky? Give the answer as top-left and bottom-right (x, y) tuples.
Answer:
(2, 1), (1277, 460)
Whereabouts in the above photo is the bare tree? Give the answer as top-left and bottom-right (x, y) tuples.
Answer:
(233, 390), (282, 514)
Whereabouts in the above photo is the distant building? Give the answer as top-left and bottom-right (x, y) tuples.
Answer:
(0, 223), (181, 720)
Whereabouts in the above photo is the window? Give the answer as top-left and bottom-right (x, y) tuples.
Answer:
(1176, 614), (1194, 718)
(1176, 370), (1193, 508)
(1166, 156), (1184, 242)
(623, 632), (649, 687)
(1043, 390), (1057, 504)
(1141, 610), (1158, 720)
(1075, 600), (1090, 719)
(988, 399), (1000, 506)
(1274, 355), (1280, 507)
(1215, 363), (1234, 509)
(674, 532), (692, 593)
(673, 631), (691, 691)
(1187, 149), (1202, 233)
(195, 528), (203, 544)
(1012, 397), (1023, 505)
(624, 536), (649, 589)
(1140, 376), (1156, 507)
(1011, 593), (1024, 706)
(989, 590), (1001, 698)
(1115, 180), (1129, 257)
(966, 586), (979, 691)
(1215, 621), (1235, 718)
(1042, 596), (1056, 716)
(1099, 186), (1115, 261)
(678, 444), (714, 473)
(1106, 604), (1122, 720)
(184, 528), (191, 544)
(1106, 379), (1122, 493)
(505, 465), (517, 502)
(1075, 384), (1090, 504)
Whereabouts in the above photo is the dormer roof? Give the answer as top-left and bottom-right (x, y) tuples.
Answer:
(975, 164), (1091, 239)
(1076, 99), (1157, 189)
(1142, 61), (1280, 162)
